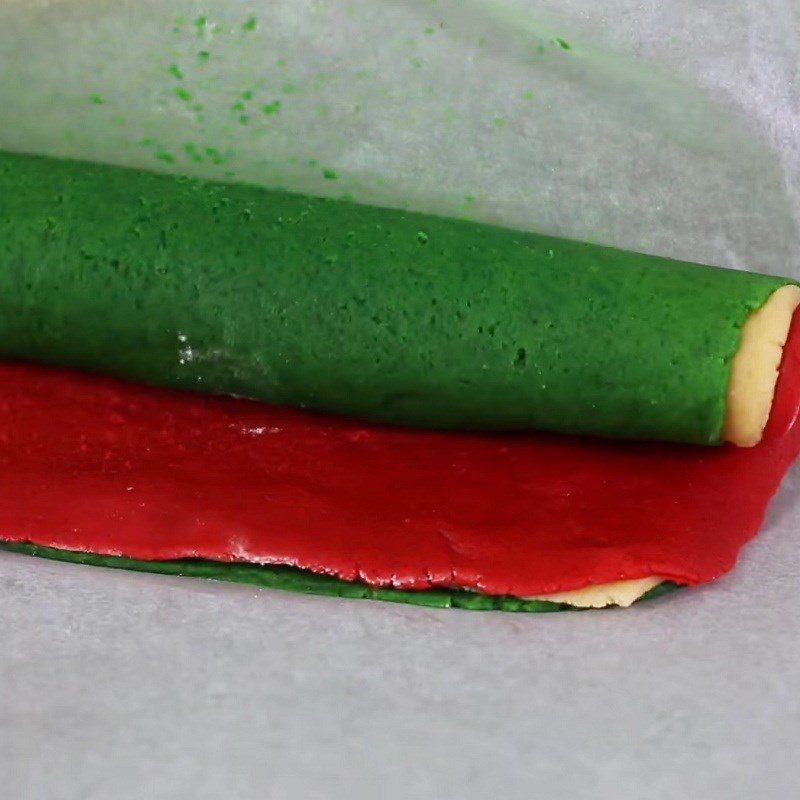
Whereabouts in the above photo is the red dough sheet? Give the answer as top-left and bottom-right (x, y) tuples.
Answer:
(1, 317), (799, 597)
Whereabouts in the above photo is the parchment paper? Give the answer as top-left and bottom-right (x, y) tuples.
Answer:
(1, 0), (798, 270)
(1, 2), (799, 798)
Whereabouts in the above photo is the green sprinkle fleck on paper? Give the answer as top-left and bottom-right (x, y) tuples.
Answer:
(90, 94), (105, 105)
(194, 15), (207, 30)
(138, 137), (156, 147)
(493, 116), (507, 127)
(183, 143), (203, 163)
(174, 87), (192, 102)
(243, 15), (258, 32)
(322, 168), (338, 180)
(232, 101), (245, 112)
(261, 100), (281, 115)
(242, 90), (254, 100)
(424, 26), (435, 35)
(168, 63), (183, 80)
(417, 231), (429, 244)
(239, 114), (250, 125)
(522, 90), (534, 100)
(555, 37), (571, 50)
(155, 151), (175, 164)
(198, 50), (211, 62)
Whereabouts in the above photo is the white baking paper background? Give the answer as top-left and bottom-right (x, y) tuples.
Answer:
(1, 2), (799, 798)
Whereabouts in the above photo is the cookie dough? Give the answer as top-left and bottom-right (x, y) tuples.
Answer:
(724, 285), (800, 446)
(0, 149), (795, 445)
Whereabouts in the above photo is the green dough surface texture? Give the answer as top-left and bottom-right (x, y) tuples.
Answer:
(0, 543), (679, 612)
(0, 150), (791, 443)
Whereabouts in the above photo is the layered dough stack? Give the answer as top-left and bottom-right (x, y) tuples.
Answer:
(0, 149), (798, 610)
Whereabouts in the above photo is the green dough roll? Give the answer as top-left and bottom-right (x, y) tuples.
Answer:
(0, 149), (795, 445)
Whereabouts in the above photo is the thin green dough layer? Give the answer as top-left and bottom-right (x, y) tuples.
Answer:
(0, 542), (680, 611)
(0, 150), (793, 444)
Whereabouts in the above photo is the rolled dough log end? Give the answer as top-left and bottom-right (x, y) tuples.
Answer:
(724, 284), (800, 447)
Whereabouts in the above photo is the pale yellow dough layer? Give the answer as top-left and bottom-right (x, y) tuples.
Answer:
(724, 284), (800, 447)
(528, 576), (665, 608)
